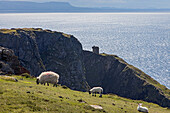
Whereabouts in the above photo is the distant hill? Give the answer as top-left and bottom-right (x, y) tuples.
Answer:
(0, 1), (77, 13)
(0, 1), (170, 13)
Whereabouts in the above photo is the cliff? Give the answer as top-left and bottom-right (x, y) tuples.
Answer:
(83, 51), (170, 107)
(0, 46), (29, 75)
(0, 28), (169, 107)
(0, 28), (89, 91)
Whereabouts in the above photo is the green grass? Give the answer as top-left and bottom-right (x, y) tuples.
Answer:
(0, 28), (72, 39)
(0, 75), (169, 113)
(0, 29), (17, 34)
(0, 28), (42, 33)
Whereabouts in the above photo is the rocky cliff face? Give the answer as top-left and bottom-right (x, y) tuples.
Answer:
(0, 29), (44, 76)
(83, 51), (170, 107)
(0, 46), (29, 75)
(0, 28), (169, 107)
(0, 28), (89, 91)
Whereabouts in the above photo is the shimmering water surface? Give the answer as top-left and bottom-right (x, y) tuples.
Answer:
(0, 13), (169, 88)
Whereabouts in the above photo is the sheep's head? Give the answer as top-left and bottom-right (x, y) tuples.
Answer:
(138, 103), (142, 106)
(36, 77), (39, 85)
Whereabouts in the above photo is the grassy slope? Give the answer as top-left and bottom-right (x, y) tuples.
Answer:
(0, 28), (71, 38)
(0, 76), (169, 113)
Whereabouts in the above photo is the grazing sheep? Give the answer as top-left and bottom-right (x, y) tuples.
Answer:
(137, 103), (148, 113)
(89, 87), (103, 97)
(36, 71), (59, 87)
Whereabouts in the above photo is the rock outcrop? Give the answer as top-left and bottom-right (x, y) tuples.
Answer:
(0, 28), (89, 91)
(0, 46), (29, 75)
(83, 51), (170, 107)
(0, 28), (169, 107)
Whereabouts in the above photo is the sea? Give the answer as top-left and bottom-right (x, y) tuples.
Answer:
(0, 13), (169, 89)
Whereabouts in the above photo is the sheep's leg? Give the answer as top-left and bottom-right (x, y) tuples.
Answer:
(92, 93), (94, 96)
(44, 83), (45, 85)
(99, 94), (102, 98)
(95, 92), (96, 97)
(53, 83), (57, 87)
(47, 83), (49, 86)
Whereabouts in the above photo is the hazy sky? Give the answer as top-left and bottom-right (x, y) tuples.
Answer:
(4, 0), (170, 8)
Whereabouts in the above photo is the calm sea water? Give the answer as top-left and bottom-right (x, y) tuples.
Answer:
(0, 13), (169, 89)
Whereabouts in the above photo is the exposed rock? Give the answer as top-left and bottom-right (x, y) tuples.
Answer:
(90, 105), (103, 110)
(77, 99), (87, 103)
(11, 77), (18, 82)
(0, 29), (44, 76)
(0, 28), (89, 91)
(0, 75), (18, 82)
(83, 51), (170, 107)
(0, 46), (30, 75)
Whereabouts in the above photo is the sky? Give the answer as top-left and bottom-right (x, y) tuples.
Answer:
(3, 0), (170, 9)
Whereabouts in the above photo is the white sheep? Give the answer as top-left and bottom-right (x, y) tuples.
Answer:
(137, 103), (148, 113)
(36, 71), (59, 87)
(89, 87), (103, 97)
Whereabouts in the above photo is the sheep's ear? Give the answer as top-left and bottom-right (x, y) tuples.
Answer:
(139, 103), (142, 105)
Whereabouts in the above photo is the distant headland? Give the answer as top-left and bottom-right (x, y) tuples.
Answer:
(0, 1), (170, 13)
